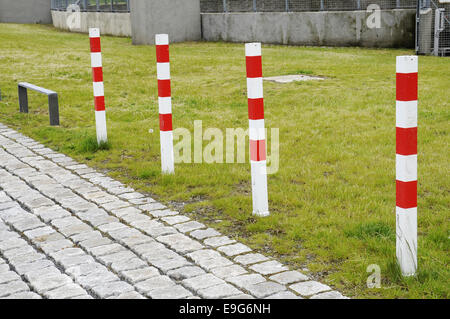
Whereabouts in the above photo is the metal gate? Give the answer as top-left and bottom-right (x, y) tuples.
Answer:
(417, 0), (450, 56)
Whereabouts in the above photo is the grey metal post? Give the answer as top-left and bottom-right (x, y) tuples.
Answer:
(357, 0), (361, 10)
(96, 0), (100, 11)
(223, 0), (227, 13)
(320, 0), (324, 11)
(111, 0), (114, 12)
(48, 94), (60, 126)
(253, 0), (256, 12)
(396, 0), (400, 8)
(415, 0), (420, 54)
(433, 8), (444, 56)
(126, 0), (130, 12)
(285, 0), (289, 12)
(18, 86), (28, 113)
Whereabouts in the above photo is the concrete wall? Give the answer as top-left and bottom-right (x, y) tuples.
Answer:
(51, 11), (131, 37)
(0, 0), (52, 24)
(202, 9), (416, 48)
(130, 0), (201, 45)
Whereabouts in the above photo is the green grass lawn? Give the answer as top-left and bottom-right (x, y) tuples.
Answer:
(0, 23), (448, 299)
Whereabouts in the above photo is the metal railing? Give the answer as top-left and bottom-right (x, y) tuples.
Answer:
(51, 0), (417, 13)
(51, 0), (130, 12)
(200, 0), (417, 12)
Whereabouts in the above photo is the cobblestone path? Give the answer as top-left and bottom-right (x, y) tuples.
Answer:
(0, 122), (347, 299)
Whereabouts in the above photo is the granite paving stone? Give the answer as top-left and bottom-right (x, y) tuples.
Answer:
(310, 291), (348, 299)
(121, 267), (160, 284)
(167, 266), (206, 280)
(246, 281), (286, 298)
(135, 275), (175, 295)
(266, 291), (302, 299)
(189, 228), (221, 240)
(198, 283), (242, 299)
(269, 271), (309, 285)
(174, 221), (206, 233)
(1, 291), (42, 299)
(217, 243), (252, 256)
(160, 215), (190, 225)
(204, 236), (236, 247)
(289, 281), (332, 297)
(211, 264), (248, 279)
(249, 260), (289, 275)
(0, 281), (30, 297)
(227, 274), (266, 290)
(182, 273), (225, 291)
(148, 285), (193, 299)
(0, 124), (346, 299)
(234, 253), (269, 265)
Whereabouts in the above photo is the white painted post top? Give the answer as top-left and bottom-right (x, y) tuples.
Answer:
(155, 34), (169, 45)
(89, 28), (100, 38)
(245, 43), (262, 56)
(396, 56), (418, 73)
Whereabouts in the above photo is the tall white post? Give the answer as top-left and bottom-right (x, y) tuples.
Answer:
(246, 43), (270, 217)
(89, 28), (108, 144)
(155, 34), (175, 174)
(396, 55), (418, 276)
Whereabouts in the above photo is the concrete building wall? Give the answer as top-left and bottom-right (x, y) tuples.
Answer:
(51, 10), (131, 37)
(202, 9), (416, 48)
(130, 0), (201, 45)
(0, 0), (52, 24)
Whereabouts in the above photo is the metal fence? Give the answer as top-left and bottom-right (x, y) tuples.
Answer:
(51, 0), (130, 12)
(200, 0), (417, 12)
(417, 0), (450, 56)
(51, 0), (417, 13)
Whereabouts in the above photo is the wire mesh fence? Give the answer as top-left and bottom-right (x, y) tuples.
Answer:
(200, 0), (417, 12)
(51, 0), (130, 12)
(417, 0), (450, 56)
(51, 0), (418, 13)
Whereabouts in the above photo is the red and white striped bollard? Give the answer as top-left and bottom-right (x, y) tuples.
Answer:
(396, 55), (418, 276)
(246, 43), (270, 217)
(89, 28), (108, 144)
(156, 34), (174, 174)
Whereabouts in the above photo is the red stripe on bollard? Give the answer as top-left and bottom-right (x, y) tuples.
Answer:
(94, 96), (105, 111)
(90, 37), (101, 53)
(156, 45), (170, 63)
(158, 79), (171, 97)
(396, 73), (418, 101)
(246, 56), (263, 78)
(159, 113), (173, 132)
(248, 98), (265, 120)
(396, 127), (417, 155)
(92, 67), (103, 82)
(396, 180), (418, 208)
(250, 140), (266, 162)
